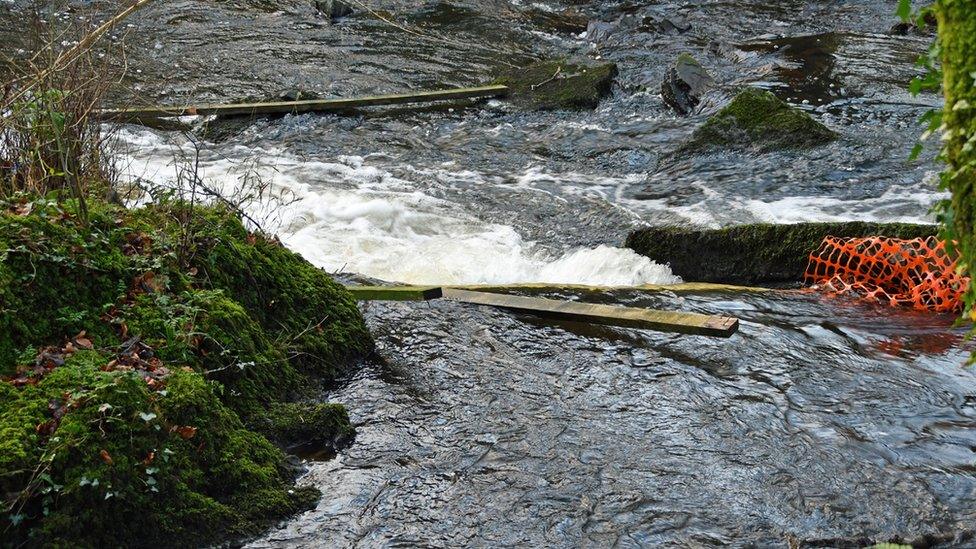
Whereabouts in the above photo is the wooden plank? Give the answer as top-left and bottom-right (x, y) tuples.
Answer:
(347, 285), (443, 301)
(442, 289), (739, 338)
(453, 282), (771, 294)
(99, 85), (510, 120)
(347, 282), (770, 301)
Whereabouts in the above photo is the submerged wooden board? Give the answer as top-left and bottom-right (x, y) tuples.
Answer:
(453, 282), (772, 294)
(347, 286), (444, 301)
(99, 85), (510, 120)
(442, 289), (739, 338)
(346, 282), (770, 300)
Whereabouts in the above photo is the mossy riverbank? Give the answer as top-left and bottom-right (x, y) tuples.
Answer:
(0, 195), (372, 546)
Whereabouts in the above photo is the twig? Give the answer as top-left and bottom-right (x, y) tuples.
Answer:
(531, 66), (562, 90)
(1, 0), (153, 112)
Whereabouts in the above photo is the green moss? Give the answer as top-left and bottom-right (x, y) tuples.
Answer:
(189, 218), (373, 382)
(0, 197), (371, 545)
(0, 198), (133, 374)
(123, 289), (301, 418)
(492, 59), (618, 111)
(934, 1), (976, 317)
(687, 87), (837, 152)
(251, 402), (355, 449)
(626, 222), (939, 284)
(2, 361), (316, 547)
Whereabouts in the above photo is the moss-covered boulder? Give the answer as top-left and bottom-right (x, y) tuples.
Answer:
(492, 59), (618, 110)
(1, 353), (319, 546)
(0, 196), (371, 546)
(626, 222), (939, 284)
(252, 402), (355, 450)
(686, 88), (837, 152)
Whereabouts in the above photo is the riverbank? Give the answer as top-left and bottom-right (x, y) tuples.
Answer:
(0, 195), (372, 546)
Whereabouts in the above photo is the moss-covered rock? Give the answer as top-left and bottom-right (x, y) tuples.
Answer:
(1, 353), (317, 547)
(686, 87), (837, 152)
(626, 222), (939, 284)
(188, 215), (373, 381)
(251, 402), (355, 450)
(0, 196), (371, 546)
(492, 59), (618, 111)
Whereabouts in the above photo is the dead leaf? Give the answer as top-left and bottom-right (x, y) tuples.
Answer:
(75, 337), (93, 350)
(12, 202), (33, 216)
(99, 449), (114, 465)
(175, 426), (197, 440)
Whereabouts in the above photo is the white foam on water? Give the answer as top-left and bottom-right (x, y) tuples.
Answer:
(114, 128), (681, 286)
(622, 177), (943, 228)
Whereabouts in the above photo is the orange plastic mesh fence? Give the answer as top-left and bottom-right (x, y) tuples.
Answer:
(804, 236), (970, 313)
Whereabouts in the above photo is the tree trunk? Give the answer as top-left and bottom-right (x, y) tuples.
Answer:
(936, 0), (976, 308)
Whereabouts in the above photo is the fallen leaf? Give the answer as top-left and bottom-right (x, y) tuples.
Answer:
(75, 337), (93, 350)
(99, 449), (113, 465)
(12, 202), (33, 216)
(175, 426), (197, 440)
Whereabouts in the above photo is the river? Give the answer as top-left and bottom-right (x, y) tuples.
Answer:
(4, 0), (975, 546)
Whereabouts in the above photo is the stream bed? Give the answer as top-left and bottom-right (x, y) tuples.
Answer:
(4, 0), (975, 546)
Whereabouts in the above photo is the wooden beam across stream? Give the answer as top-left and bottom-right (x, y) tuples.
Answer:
(98, 85), (510, 121)
(346, 284), (743, 338)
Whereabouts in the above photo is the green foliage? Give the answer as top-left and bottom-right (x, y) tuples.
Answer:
(903, 2), (976, 338)
(931, 1), (976, 333)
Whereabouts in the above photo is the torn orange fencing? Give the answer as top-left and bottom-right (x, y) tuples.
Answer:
(804, 235), (970, 313)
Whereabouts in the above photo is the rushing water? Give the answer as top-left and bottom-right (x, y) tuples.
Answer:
(4, 0), (976, 546)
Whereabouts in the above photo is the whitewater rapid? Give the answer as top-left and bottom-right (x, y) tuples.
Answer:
(115, 128), (681, 286)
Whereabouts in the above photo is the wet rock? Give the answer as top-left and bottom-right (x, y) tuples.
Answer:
(585, 20), (617, 42)
(661, 53), (714, 115)
(889, 11), (936, 35)
(526, 7), (589, 35)
(492, 59), (618, 111)
(315, 0), (352, 20)
(586, 13), (689, 42)
(625, 222), (938, 284)
(280, 88), (321, 102)
(685, 87), (836, 152)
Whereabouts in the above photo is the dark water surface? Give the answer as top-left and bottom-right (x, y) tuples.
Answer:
(2, 0), (973, 546)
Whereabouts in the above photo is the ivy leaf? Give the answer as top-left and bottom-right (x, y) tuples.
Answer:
(909, 143), (924, 161)
(909, 77), (923, 96)
(896, 0), (912, 22)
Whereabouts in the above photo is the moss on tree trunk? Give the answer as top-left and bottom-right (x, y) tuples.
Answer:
(935, 1), (976, 313)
